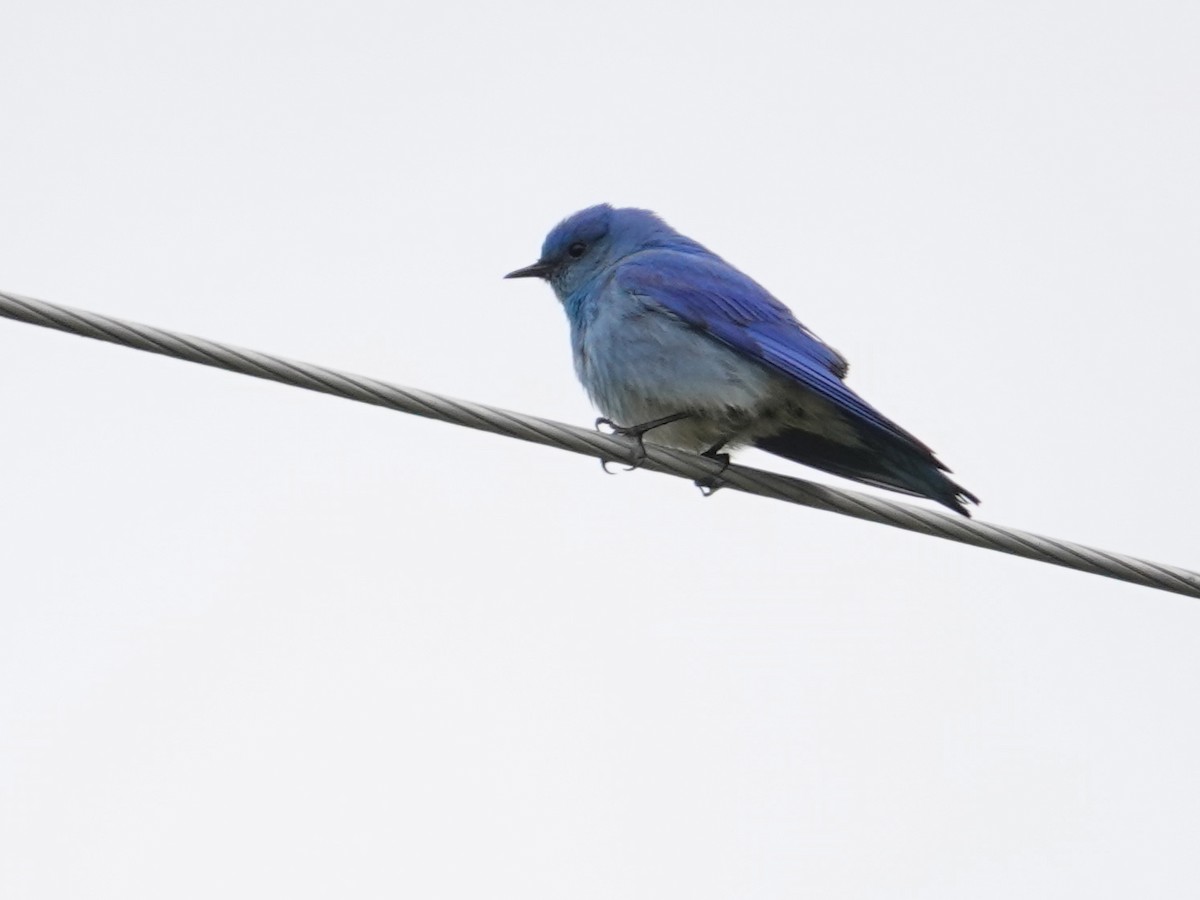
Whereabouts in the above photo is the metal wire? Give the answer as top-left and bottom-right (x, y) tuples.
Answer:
(2, 288), (1198, 600)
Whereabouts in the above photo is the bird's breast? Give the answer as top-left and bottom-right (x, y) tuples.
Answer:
(568, 288), (788, 451)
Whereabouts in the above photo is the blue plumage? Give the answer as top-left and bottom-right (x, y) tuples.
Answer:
(506, 204), (978, 516)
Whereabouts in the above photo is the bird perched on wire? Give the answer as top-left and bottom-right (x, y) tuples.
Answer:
(506, 204), (978, 516)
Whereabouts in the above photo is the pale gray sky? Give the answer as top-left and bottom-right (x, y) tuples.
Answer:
(2, 2), (1199, 897)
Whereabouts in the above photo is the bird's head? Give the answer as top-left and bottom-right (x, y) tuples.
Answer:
(506, 204), (694, 299)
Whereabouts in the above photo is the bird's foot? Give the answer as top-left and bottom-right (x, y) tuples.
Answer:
(595, 413), (690, 473)
(596, 417), (648, 472)
(693, 444), (731, 497)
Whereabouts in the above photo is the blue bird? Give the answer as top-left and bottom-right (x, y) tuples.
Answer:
(506, 204), (979, 516)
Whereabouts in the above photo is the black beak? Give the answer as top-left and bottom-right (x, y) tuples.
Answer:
(504, 261), (552, 280)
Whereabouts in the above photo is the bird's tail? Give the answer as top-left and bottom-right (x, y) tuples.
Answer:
(753, 428), (979, 517)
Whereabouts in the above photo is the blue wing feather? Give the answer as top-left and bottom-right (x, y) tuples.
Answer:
(615, 251), (932, 453)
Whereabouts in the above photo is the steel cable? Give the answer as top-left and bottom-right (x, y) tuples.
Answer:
(2, 289), (1197, 599)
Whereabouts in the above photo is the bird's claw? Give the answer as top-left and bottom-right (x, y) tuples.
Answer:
(595, 417), (648, 472)
(694, 450), (731, 496)
(600, 456), (644, 474)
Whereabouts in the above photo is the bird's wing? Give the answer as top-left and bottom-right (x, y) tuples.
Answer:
(616, 251), (930, 450)
(618, 251), (849, 379)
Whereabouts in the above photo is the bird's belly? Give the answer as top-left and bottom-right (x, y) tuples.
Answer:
(574, 307), (789, 451)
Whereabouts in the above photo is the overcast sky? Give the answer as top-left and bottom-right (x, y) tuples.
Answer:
(3, 2), (1199, 897)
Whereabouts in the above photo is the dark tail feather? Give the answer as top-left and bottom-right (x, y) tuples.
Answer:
(753, 428), (980, 517)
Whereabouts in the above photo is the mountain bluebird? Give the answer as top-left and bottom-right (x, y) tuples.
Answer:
(506, 204), (978, 516)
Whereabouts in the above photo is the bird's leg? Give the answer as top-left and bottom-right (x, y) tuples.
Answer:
(595, 412), (691, 472)
(695, 440), (731, 496)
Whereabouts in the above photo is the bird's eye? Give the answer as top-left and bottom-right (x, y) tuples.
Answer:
(567, 241), (586, 258)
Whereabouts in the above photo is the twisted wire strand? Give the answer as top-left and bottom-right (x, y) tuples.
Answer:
(2, 289), (1197, 600)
